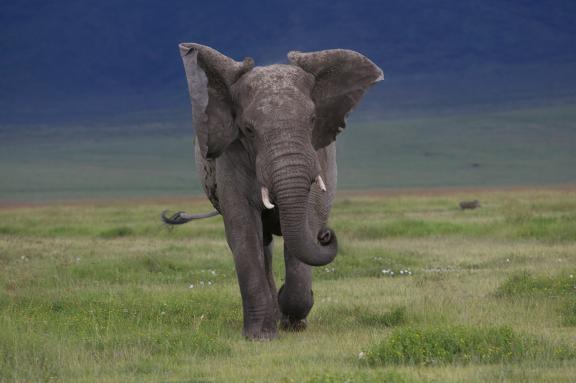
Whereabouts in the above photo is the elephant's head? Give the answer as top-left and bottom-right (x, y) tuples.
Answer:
(179, 43), (383, 266)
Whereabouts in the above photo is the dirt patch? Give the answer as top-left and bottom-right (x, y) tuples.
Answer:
(337, 184), (576, 198)
(0, 195), (209, 211)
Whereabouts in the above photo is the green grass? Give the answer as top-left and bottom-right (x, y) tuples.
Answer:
(305, 370), (418, 383)
(561, 299), (576, 327)
(365, 326), (575, 366)
(1, 189), (576, 382)
(495, 272), (576, 298)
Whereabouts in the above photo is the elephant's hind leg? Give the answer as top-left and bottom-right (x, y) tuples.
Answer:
(278, 245), (314, 331)
(263, 232), (280, 321)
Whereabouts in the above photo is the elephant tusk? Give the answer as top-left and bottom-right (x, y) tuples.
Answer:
(316, 175), (327, 192)
(261, 187), (275, 209)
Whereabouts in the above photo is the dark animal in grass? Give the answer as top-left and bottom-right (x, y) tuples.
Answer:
(460, 200), (481, 210)
(162, 43), (383, 340)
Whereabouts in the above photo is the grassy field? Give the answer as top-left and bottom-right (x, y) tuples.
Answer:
(1, 103), (575, 202)
(1, 189), (575, 382)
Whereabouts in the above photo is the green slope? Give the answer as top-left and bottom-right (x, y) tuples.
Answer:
(1, 104), (575, 202)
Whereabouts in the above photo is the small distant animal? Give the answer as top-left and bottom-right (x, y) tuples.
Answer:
(459, 200), (481, 210)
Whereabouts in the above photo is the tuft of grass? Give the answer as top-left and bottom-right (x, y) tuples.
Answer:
(305, 370), (415, 383)
(561, 298), (576, 326)
(0, 225), (20, 235)
(364, 326), (576, 366)
(495, 271), (576, 297)
(99, 226), (134, 238)
(505, 211), (576, 242)
(0, 321), (62, 382)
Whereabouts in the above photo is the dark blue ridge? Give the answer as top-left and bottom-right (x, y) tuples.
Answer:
(1, 0), (576, 124)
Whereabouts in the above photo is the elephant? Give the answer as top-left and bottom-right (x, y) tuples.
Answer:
(163, 43), (383, 340)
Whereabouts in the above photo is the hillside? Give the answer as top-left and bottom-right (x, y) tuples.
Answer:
(1, 104), (574, 203)
(1, 0), (576, 124)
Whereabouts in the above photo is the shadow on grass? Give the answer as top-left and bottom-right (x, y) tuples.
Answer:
(314, 305), (407, 330)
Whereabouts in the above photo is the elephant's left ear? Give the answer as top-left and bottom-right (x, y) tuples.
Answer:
(288, 49), (383, 150)
(180, 43), (254, 159)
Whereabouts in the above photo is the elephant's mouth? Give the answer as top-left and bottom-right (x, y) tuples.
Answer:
(261, 172), (337, 266)
(260, 175), (326, 211)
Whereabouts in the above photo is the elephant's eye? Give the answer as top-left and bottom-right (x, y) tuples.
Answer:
(243, 124), (256, 138)
(310, 114), (316, 124)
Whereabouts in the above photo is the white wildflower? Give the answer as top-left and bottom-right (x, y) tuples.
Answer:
(358, 351), (366, 359)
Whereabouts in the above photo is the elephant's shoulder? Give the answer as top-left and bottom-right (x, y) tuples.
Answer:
(203, 159), (221, 212)
(316, 142), (337, 171)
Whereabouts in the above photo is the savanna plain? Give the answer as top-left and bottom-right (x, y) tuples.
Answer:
(1, 189), (576, 383)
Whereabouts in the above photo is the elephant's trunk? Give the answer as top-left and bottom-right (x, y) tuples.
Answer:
(268, 152), (337, 267)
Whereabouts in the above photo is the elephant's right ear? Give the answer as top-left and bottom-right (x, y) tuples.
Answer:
(288, 49), (383, 150)
(179, 43), (254, 159)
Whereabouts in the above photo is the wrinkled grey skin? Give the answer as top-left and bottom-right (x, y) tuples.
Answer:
(176, 43), (382, 340)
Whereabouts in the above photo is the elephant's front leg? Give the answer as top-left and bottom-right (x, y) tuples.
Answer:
(222, 207), (278, 340)
(278, 245), (314, 331)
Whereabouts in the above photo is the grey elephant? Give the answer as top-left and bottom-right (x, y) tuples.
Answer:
(163, 43), (383, 340)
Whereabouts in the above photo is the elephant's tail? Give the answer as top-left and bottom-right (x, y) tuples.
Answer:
(161, 209), (220, 225)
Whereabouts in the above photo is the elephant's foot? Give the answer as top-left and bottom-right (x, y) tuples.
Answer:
(243, 327), (278, 341)
(279, 316), (308, 332)
(242, 313), (278, 341)
(278, 285), (313, 332)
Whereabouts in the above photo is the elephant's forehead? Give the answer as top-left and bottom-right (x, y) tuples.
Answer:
(237, 64), (313, 95)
